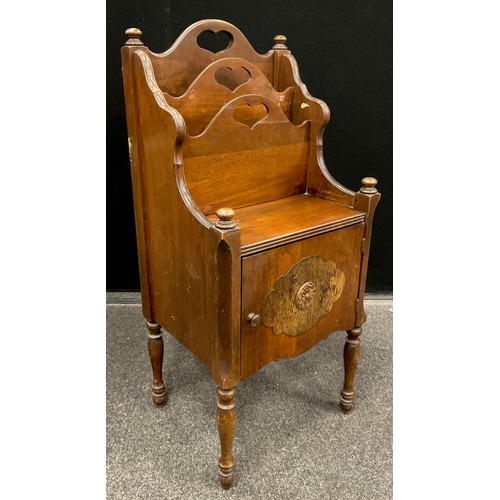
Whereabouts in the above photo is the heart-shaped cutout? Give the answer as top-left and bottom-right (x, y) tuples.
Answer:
(232, 102), (268, 128)
(214, 66), (251, 92)
(196, 30), (233, 53)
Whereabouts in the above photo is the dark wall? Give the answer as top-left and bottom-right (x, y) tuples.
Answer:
(107, 0), (392, 292)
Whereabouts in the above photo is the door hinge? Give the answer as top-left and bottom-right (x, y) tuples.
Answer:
(361, 238), (366, 254)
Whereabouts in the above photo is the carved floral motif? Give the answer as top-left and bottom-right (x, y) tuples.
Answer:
(260, 256), (345, 336)
(295, 281), (317, 309)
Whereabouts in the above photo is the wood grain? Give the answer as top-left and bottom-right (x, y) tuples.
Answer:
(146, 19), (275, 96)
(353, 180), (381, 325)
(259, 255), (346, 336)
(183, 95), (311, 213)
(340, 327), (362, 413)
(206, 194), (365, 255)
(162, 57), (294, 135)
(121, 20), (382, 489)
(125, 49), (242, 389)
(217, 387), (237, 488)
(146, 320), (167, 406)
(240, 224), (364, 379)
(121, 43), (152, 319)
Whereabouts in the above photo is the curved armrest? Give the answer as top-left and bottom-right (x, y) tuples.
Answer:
(277, 52), (356, 206)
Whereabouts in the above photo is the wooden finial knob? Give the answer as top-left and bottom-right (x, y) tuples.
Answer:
(215, 207), (236, 229)
(125, 27), (143, 46)
(273, 34), (288, 50)
(360, 177), (378, 194)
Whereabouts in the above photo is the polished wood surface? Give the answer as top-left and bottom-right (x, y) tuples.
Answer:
(162, 57), (294, 136)
(240, 225), (364, 379)
(354, 178), (381, 324)
(146, 320), (167, 406)
(121, 19), (381, 489)
(340, 327), (362, 413)
(127, 49), (219, 373)
(147, 19), (275, 96)
(183, 94), (311, 214)
(207, 194), (365, 256)
(217, 387), (237, 489)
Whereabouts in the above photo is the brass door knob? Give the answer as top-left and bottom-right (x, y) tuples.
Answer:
(247, 313), (261, 327)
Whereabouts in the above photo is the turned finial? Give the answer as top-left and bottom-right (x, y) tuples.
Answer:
(125, 27), (144, 46)
(272, 34), (288, 50)
(360, 177), (378, 194)
(215, 207), (236, 229)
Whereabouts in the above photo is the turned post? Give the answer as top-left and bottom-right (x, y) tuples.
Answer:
(340, 327), (362, 413)
(272, 34), (289, 91)
(354, 177), (381, 324)
(146, 320), (167, 406)
(217, 387), (236, 489)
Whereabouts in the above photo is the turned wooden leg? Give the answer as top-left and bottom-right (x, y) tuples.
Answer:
(217, 387), (236, 489)
(340, 327), (362, 413)
(146, 320), (167, 406)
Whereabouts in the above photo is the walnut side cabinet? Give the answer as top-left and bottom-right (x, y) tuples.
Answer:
(121, 19), (381, 489)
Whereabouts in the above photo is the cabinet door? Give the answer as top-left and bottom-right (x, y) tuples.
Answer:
(241, 224), (364, 379)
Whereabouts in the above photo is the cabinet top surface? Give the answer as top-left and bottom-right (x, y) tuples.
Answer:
(207, 194), (365, 256)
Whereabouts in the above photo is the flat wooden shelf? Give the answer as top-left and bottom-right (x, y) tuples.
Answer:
(208, 194), (365, 256)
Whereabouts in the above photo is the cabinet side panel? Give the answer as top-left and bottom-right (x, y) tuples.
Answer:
(131, 51), (219, 369)
(121, 45), (152, 318)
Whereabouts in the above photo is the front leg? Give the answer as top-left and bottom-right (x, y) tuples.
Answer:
(217, 386), (236, 489)
(146, 320), (167, 406)
(340, 327), (362, 413)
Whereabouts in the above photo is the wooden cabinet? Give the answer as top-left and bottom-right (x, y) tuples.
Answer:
(241, 225), (364, 379)
(121, 19), (380, 489)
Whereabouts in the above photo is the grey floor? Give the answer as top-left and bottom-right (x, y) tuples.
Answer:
(106, 300), (392, 500)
